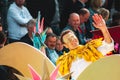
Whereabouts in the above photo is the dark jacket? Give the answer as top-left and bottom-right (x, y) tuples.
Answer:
(20, 33), (33, 46)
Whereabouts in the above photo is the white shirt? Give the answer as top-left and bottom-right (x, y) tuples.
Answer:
(7, 2), (32, 40)
(70, 40), (114, 79)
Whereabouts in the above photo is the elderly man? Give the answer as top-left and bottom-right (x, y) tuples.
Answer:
(62, 12), (86, 44)
(20, 19), (36, 46)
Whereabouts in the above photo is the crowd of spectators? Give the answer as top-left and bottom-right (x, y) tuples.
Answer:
(0, 0), (120, 79)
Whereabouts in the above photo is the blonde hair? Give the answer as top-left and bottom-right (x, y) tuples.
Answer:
(90, 0), (102, 9)
(97, 8), (109, 21)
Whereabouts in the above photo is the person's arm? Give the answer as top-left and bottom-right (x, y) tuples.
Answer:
(8, 5), (32, 27)
(92, 14), (112, 43)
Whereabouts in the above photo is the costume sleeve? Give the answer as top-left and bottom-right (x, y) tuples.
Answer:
(97, 39), (114, 55)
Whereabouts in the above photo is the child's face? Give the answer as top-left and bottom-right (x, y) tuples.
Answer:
(63, 32), (79, 50)
(56, 39), (63, 51)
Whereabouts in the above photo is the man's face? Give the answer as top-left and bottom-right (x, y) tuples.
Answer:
(45, 36), (57, 50)
(15, 0), (25, 7)
(63, 32), (79, 50)
(69, 14), (80, 30)
(80, 12), (90, 24)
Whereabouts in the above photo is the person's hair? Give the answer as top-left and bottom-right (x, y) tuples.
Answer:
(97, 8), (109, 20)
(0, 31), (6, 45)
(46, 33), (57, 40)
(27, 19), (36, 28)
(56, 36), (61, 41)
(90, 0), (102, 9)
(60, 30), (73, 44)
(46, 27), (53, 34)
(77, 8), (89, 16)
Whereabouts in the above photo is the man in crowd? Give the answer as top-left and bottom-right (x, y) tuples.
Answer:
(62, 12), (85, 44)
(45, 33), (59, 65)
(20, 19), (36, 46)
(7, 0), (32, 43)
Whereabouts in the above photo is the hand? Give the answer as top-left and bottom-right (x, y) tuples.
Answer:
(92, 14), (112, 43)
(92, 14), (107, 31)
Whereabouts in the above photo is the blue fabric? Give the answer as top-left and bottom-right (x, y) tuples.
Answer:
(46, 48), (59, 65)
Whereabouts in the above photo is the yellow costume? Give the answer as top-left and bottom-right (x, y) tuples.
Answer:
(56, 38), (103, 75)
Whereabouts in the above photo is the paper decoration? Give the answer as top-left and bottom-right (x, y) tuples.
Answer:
(58, 72), (73, 80)
(42, 58), (50, 80)
(50, 64), (60, 80)
(36, 11), (41, 33)
(14, 73), (32, 80)
(35, 11), (44, 34)
(28, 64), (41, 80)
(33, 28), (47, 49)
(33, 11), (47, 49)
(15, 59), (71, 80)
(39, 18), (44, 34)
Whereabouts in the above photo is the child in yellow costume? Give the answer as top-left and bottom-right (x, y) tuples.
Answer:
(56, 14), (114, 79)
